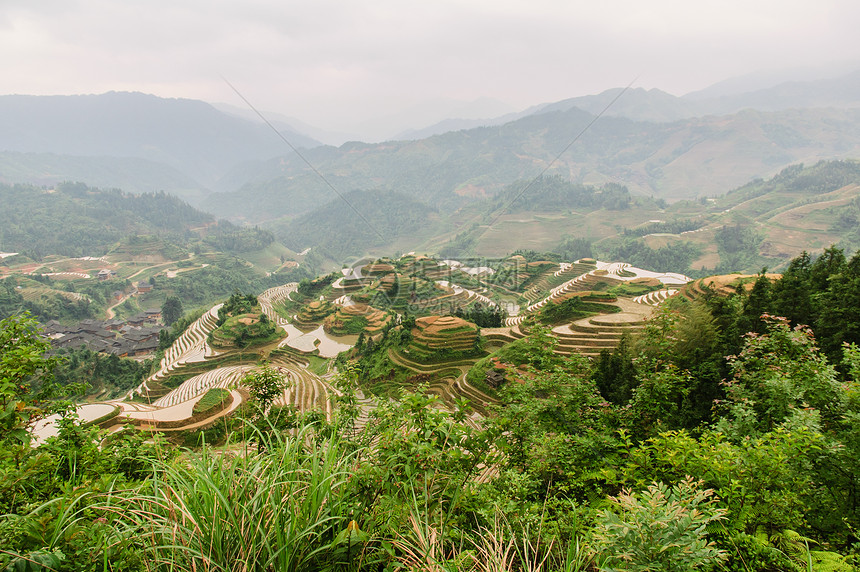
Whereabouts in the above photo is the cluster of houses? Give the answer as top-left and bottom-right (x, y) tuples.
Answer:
(43, 309), (164, 358)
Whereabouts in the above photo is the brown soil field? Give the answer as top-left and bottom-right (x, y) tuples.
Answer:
(415, 315), (477, 336)
(630, 277), (661, 287)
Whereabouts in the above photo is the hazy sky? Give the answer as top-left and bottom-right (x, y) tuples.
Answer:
(2, 0), (859, 136)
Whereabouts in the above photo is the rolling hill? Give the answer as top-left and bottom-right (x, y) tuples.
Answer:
(239, 161), (860, 274)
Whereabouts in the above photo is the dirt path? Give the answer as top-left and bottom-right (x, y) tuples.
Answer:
(125, 258), (205, 281)
(104, 293), (133, 319)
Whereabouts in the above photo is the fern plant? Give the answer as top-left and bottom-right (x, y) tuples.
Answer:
(590, 477), (727, 572)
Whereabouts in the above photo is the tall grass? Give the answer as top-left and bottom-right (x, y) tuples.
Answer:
(390, 485), (593, 572)
(119, 423), (357, 571)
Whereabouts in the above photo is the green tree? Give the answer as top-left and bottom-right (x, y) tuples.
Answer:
(816, 250), (860, 360)
(0, 313), (62, 447)
(243, 361), (289, 416)
(242, 362), (290, 452)
(161, 296), (183, 327)
(771, 251), (814, 328)
(719, 316), (843, 436)
(593, 334), (637, 405)
(738, 270), (773, 335)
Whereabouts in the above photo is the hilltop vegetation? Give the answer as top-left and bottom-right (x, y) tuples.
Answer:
(0, 151), (207, 201)
(473, 160), (860, 275)
(491, 176), (633, 213)
(0, 181), (288, 260)
(209, 292), (280, 348)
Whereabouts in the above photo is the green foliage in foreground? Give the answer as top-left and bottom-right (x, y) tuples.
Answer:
(591, 478), (727, 571)
(3, 318), (858, 570)
(5, 248), (860, 570)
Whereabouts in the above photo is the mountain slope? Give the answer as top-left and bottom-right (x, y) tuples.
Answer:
(205, 105), (860, 222)
(272, 189), (438, 261)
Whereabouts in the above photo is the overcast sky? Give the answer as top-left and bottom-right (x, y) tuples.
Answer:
(2, 0), (859, 138)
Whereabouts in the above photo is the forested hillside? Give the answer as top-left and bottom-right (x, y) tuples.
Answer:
(0, 151), (208, 203)
(0, 182), (214, 258)
(0, 182), (283, 260)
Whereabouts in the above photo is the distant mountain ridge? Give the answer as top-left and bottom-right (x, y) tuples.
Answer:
(0, 92), (321, 199)
(3, 69), (860, 220)
(396, 68), (860, 134)
(520, 69), (860, 124)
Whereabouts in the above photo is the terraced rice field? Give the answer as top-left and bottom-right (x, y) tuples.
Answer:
(32, 403), (118, 443)
(435, 281), (497, 307)
(633, 289), (679, 305)
(41, 257), (697, 441)
(270, 355), (335, 417)
(405, 315), (480, 359)
(325, 302), (390, 335)
(128, 353), (336, 426)
(258, 283), (298, 330)
(385, 348), (498, 415)
(551, 312), (647, 357)
(481, 326), (528, 349)
(506, 259), (690, 326)
(522, 261), (597, 303)
(140, 303), (224, 390)
(153, 365), (253, 408)
(525, 272), (607, 313)
(20, 287), (89, 302)
(333, 294), (355, 306)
